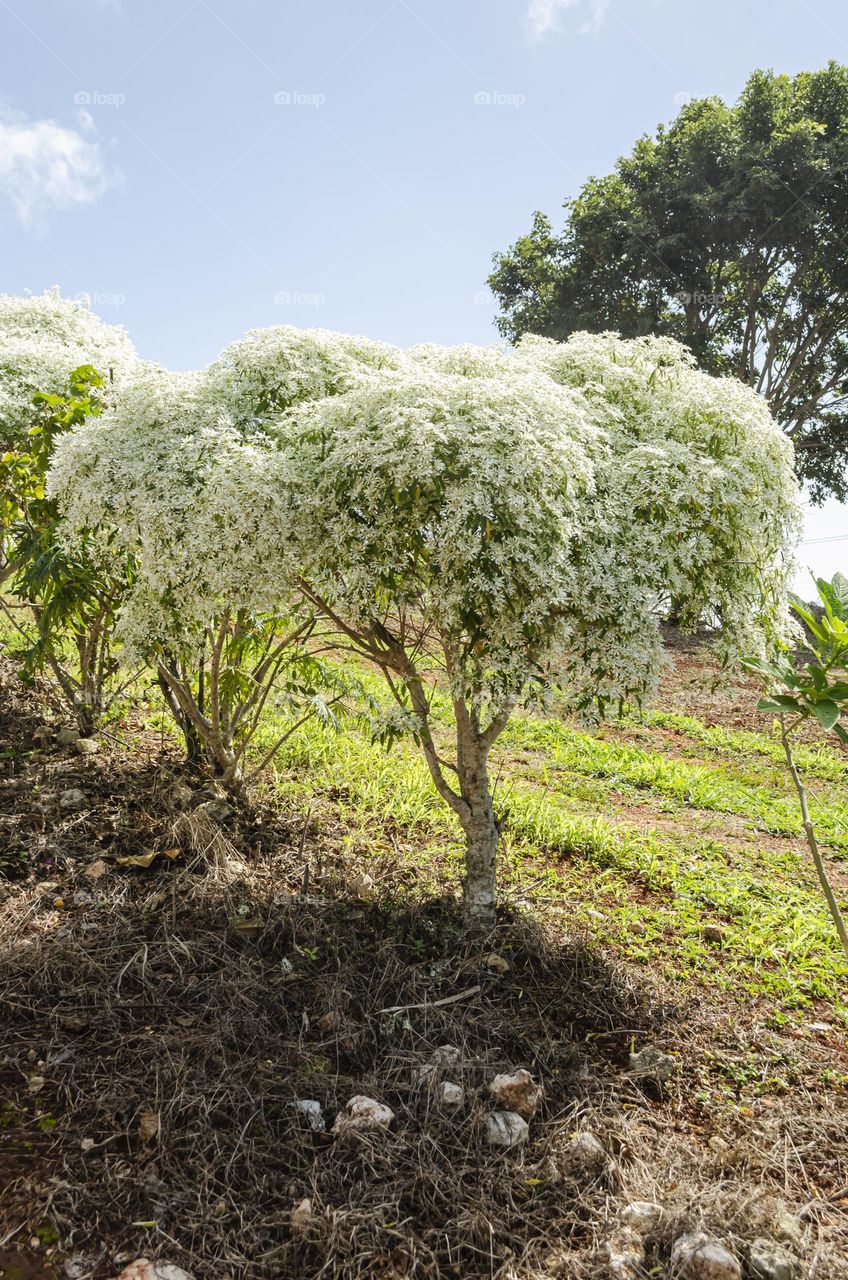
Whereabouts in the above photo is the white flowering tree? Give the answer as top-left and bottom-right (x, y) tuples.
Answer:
(512, 332), (803, 709)
(48, 321), (801, 915)
(49, 364), (326, 788)
(0, 288), (135, 571)
(276, 335), (800, 925)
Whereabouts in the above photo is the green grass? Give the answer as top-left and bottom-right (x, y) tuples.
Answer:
(256, 689), (848, 1016)
(620, 706), (848, 783)
(500, 715), (848, 853)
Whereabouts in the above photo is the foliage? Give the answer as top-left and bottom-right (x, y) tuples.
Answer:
(0, 287), (135, 453)
(489, 62), (848, 502)
(0, 288), (136, 571)
(48, 364), (342, 786)
(46, 319), (800, 913)
(513, 332), (801, 701)
(744, 573), (848, 961)
(259, 330), (800, 921)
(746, 572), (848, 741)
(203, 324), (407, 436)
(1, 366), (133, 732)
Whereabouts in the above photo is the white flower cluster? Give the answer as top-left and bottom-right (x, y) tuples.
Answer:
(47, 321), (800, 711)
(48, 364), (290, 660)
(203, 324), (406, 437)
(283, 360), (604, 703)
(0, 288), (137, 448)
(515, 331), (801, 706)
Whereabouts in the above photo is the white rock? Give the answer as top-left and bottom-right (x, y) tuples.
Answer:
(56, 727), (80, 747)
(60, 788), (87, 810)
(295, 1099), (326, 1132)
(748, 1239), (801, 1280)
(621, 1200), (663, 1233)
(75, 737), (100, 756)
(417, 1043), (462, 1081)
(195, 797), (234, 823)
(485, 1110), (529, 1149)
(488, 1069), (543, 1120)
(440, 1081), (464, 1108)
(607, 1226), (644, 1279)
(111, 1262), (194, 1280)
(290, 1197), (313, 1235)
(332, 1094), (394, 1135)
(670, 1233), (741, 1280)
(628, 1044), (678, 1082)
(169, 782), (194, 810)
(349, 872), (376, 898)
(563, 1131), (606, 1177)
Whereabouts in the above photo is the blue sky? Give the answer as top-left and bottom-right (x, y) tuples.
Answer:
(1, 0), (846, 582)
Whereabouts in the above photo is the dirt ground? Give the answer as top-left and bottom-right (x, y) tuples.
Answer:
(1, 655), (847, 1280)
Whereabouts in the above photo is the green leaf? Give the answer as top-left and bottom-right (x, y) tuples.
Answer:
(811, 700), (841, 731)
(757, 698), (791, 714)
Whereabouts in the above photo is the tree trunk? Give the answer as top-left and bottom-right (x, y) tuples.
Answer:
(456, 736), (499, 928)
(157, 671), (203, 769)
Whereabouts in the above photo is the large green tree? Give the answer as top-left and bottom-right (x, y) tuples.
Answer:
(488, 63), (848, 502)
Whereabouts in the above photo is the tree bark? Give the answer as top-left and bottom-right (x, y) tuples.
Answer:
(455, 722), (499, 928)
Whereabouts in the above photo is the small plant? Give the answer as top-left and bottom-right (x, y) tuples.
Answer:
(1, 367), (134, 733)
(745, 572), (848, 962)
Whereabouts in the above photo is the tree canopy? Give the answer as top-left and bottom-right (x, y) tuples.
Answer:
(45, 314), (800, 921)
(488, 62), (848, 503)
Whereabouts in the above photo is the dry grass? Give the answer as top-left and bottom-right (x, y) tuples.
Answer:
(1, 663), (847, 1279)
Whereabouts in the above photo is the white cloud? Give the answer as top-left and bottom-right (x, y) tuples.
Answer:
(0, 112), (115, 229)
(525, 0), (611, 39)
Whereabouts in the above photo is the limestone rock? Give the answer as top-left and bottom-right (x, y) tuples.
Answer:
(621, 1200), (663, 1233)
(348, 872), (376, 899)
(332, 1095), (394, 1135)
(748, 1239), (801, 1280)
(111, 1262), (194, 1280)
(488, 1069), (543, 1120)
(417, 1043), (462, 1081)
(56, 726), (80, 747)
(168, 782), (194, 811)
(628, 1044), (678, 1082)
(439, 1081), (464, 1108)
(195, 797), (234, 823)
(606, 1225), (644, 1279)
(485, 1110), (529, 1149)
(563, 1131), (607, 1177)
(294, 1099), (325, 1132)
(75, 737), (100, 756)
(290, 1197), (313, 1235)
(670, 1233), (741, 1280)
